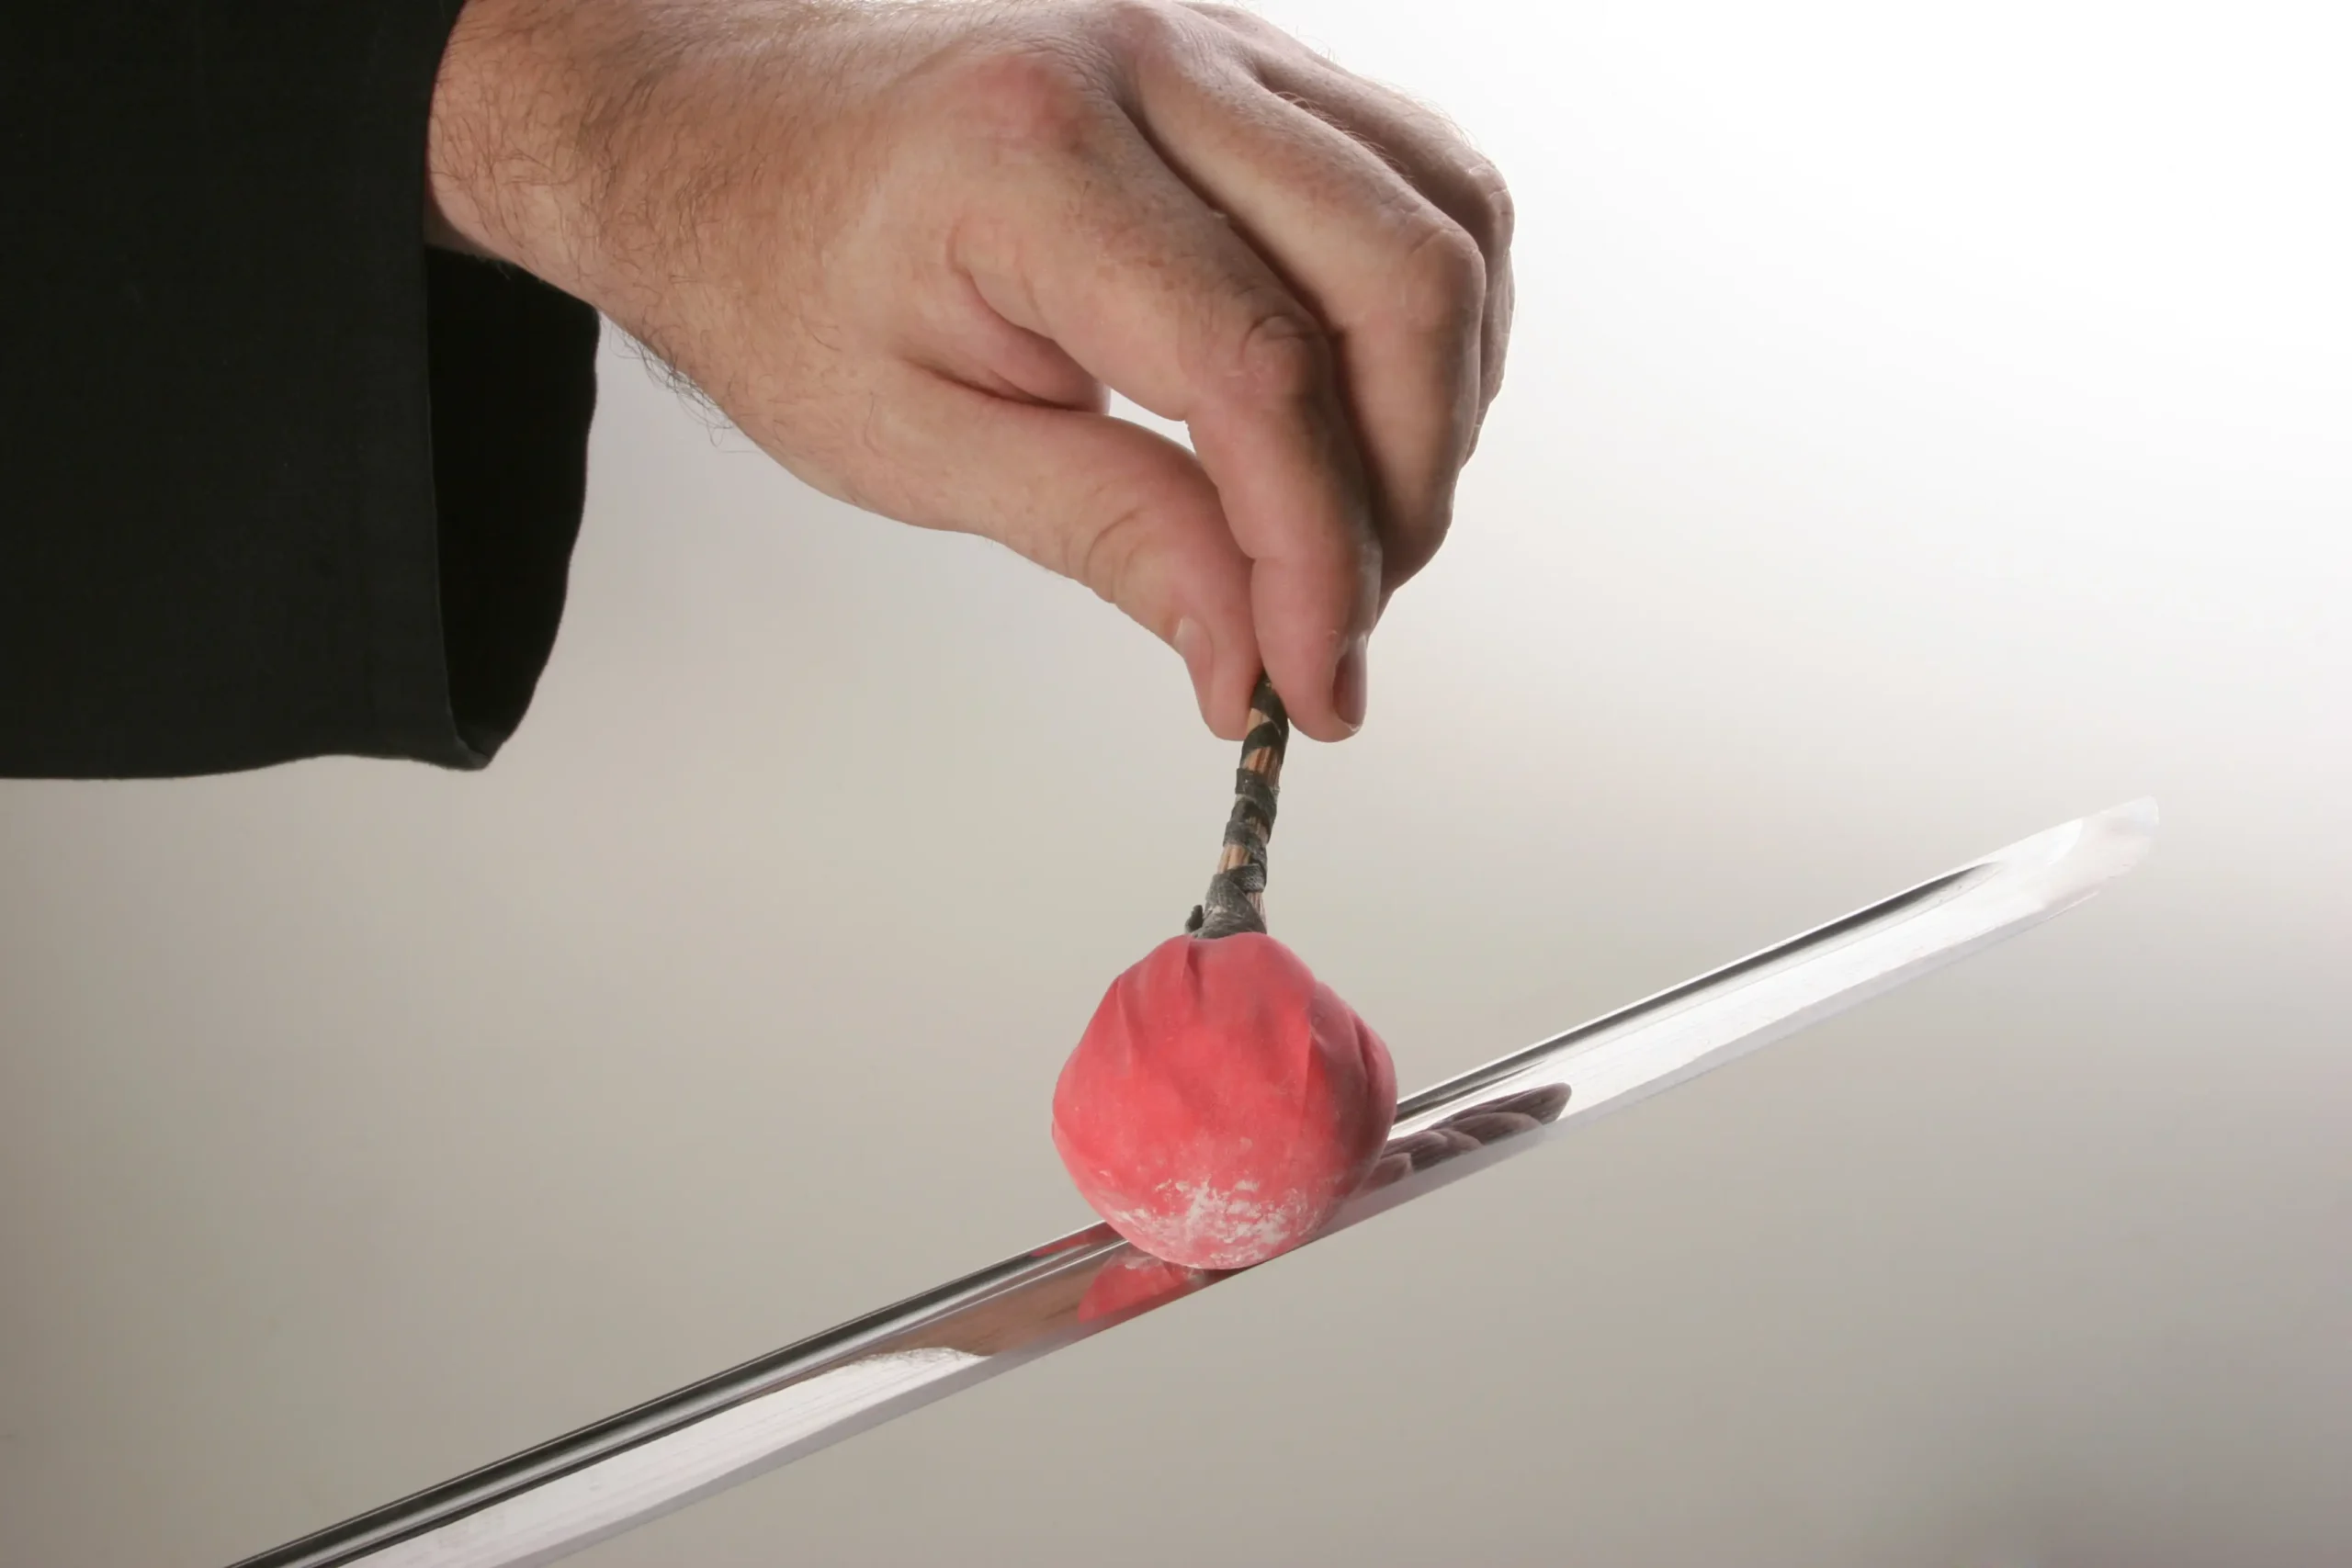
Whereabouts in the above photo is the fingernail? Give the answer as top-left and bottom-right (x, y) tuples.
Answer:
(1172, 617), (1215, 695)
(1333, 637), (1369, 733)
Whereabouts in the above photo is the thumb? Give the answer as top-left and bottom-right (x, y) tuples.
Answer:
(852, 369), (1264, 739)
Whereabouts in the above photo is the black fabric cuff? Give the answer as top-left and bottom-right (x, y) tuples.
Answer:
(0, 4), (599, 778)
(428, 253), (599, 763)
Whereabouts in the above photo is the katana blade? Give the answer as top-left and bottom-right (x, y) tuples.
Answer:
(231, 799), (2156, 1568)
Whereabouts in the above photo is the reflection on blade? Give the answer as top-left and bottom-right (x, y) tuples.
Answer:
(232, 800), (2157, 1568)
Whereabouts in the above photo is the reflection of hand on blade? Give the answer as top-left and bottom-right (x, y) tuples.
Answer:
(1368, 1083), (1574, 1191)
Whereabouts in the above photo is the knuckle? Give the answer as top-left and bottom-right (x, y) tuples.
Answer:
(1226, 304), (1333, 406)
(1385, 502), (1452, 586)
(1482, 306), (1512, 403)
(1467, 159), (1517, 252)
(1395, 215), (1485, 336)
(1071, 495), (1156, 605)
(1093, 0), (1188, 63)
(1191, 2), (1307, 56)
(1181, 2), (1268, 36)
(942, 43), (1106, 156)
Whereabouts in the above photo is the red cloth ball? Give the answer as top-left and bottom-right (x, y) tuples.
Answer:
(1052, 932), (1397, 1270)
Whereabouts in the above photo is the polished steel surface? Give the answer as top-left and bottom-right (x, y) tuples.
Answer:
(229, 801), (2156, 1568)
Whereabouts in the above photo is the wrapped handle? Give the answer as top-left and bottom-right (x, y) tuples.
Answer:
(1186, 673), (1290, 940)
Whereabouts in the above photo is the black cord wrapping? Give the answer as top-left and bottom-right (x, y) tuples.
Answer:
(1186, 674), (1291, 940)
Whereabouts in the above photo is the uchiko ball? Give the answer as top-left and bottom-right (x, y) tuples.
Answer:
(1051, 931), (1397, 1270)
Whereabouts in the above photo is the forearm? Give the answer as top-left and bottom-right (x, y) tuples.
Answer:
(426, 0), (618, 277)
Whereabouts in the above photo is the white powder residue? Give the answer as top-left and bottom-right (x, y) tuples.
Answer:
(1112, 1178), (1321, 1269)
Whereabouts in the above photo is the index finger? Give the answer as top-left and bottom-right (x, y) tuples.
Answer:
(947, 62), (1381, 740)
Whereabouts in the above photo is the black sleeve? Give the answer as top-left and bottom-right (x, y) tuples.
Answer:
(0, 4), (601, 779)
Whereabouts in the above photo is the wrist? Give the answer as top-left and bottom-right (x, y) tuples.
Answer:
(424, 0), (665, 303)
(427, 0), (863, 382)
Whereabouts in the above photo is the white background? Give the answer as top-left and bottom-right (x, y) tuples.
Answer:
(5, 1), (2347, 1563)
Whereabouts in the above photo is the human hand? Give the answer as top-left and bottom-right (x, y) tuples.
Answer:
(426, 0), (1512, 741)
